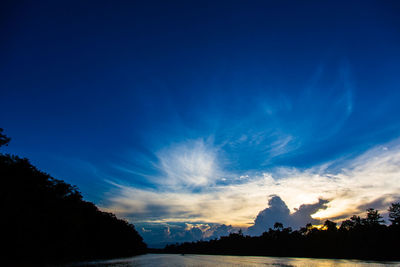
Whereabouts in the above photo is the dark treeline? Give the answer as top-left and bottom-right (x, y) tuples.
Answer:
(0, 129), (147, 264)
(164, 205), (400, 261)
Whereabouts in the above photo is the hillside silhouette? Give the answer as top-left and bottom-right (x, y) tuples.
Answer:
(0, 129), (146, 264)
(164, 204), (400, 260)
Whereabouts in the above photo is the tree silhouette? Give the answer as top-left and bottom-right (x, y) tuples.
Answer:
(388, 203), (400, 226)
(0, 128), (10, 147)
(363, 208), (384, 226)
(164, 207), (400, 260)
(339, 219), (354, 231)
(0, 128), (146, 264)
(274, 222), (284, 230)
(343, 215), (362, 229)
(323, 220), (337, 232)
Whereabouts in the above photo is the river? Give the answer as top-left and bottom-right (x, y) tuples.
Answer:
(66, 254), (400, 267)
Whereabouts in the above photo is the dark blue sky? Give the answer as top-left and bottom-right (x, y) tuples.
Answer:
(1, 1), (400, 246)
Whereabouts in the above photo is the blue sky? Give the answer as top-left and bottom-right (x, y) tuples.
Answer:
(1, 1), (400, 247)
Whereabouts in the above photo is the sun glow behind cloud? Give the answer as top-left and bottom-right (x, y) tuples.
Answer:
(96, 61), (400, 245)
(103, 138), (400, 227)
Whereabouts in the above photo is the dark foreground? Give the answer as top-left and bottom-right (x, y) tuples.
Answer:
(63, 254), (400, 267)
(163, 206), (400, 261)
(0, 130), (146, 264)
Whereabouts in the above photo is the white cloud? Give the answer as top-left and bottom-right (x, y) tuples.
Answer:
(153, 139), (223, 188)
(102, 138), (400, 229)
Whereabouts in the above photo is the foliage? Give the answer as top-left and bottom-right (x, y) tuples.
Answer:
(0, 128), (11, 147)
(388, 203), (400, 226)
(363, 208), (385, 226)
(164, 207), (399, 261)
(0, 129), (146, 264)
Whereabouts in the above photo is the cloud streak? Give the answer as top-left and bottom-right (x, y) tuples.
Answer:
(153, 139), (223, 188)
(103, 138), (400, 229)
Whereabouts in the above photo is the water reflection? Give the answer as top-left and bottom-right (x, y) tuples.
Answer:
(66, 254), (400, 267)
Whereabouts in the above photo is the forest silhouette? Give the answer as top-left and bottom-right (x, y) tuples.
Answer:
(163, 204), (400, 260)
(2, 128), (400, 263)
(0, 129), (146, 264)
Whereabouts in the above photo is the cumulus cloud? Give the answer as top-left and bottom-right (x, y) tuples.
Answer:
(135, 195), (330, 246)
(247, 196), (328, 236)
(206, 224), (234, 239)
(102, 138), (400, 242)
(136, 222), (235, 248)
(247, 195), (290, 235)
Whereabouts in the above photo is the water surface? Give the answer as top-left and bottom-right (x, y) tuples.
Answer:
(68, 254), (400, 267)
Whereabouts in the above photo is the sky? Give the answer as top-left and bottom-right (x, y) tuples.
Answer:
(1, 0), (400, 247)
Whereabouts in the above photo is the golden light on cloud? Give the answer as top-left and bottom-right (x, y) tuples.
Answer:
(103, 139), (400, 228)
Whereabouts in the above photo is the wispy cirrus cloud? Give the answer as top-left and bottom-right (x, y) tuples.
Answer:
(153, 139), (223, 188)
(98, 63), (399, 247)
(102, 138), (400, 229)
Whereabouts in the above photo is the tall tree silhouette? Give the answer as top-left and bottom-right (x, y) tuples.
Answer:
(388, 203), (400, 226)
(363, 208), (384, 226)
